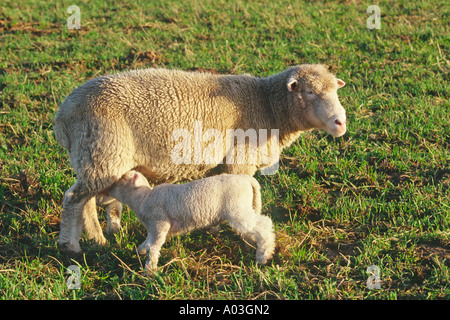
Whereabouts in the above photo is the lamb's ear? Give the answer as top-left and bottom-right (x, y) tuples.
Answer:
(132, 173), (140, 186)
(337, 79), (346, 88)
(287, 78), (299, 92)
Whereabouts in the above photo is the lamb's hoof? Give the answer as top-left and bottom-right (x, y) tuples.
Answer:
(257, 258), (268, 265)
(256, 252), (273, 266)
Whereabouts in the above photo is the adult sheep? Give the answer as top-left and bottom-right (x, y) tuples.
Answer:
(54, 64), (347, 255)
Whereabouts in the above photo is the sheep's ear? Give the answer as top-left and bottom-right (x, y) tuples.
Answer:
(337, 79), (346, 88)
(287, 78), (299, 92)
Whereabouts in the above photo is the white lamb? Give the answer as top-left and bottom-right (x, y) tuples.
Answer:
(107, 171), (276, 270)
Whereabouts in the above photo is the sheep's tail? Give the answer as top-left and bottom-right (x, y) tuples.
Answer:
(54, 96), (77, 153)
(54, 120), (71, 152)
(250, 177), (262, 215)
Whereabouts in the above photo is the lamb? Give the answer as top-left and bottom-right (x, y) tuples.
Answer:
(54, 64), (347, 255)
(107, 170), (275, 269)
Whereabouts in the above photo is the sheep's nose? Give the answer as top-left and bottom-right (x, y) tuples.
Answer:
(334, 119), (344, 127)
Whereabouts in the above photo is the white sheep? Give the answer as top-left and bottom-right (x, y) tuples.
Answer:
(54, 64), (346, 255)
(107, 170), (275, 270)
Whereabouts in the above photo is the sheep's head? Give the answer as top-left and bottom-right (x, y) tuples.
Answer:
(287, 65), (347, 137)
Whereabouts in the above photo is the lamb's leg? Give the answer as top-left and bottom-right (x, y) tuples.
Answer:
(139, 219), (171, 271)
(252, 215), (275, 265)
(227, 212), (275, 265)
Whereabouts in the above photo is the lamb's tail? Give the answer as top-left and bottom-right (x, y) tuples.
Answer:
(250, 177), (262, 215)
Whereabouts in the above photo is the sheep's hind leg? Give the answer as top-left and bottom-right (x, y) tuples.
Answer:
(59, 180), (105, 256)
(60, 174), (123, 255)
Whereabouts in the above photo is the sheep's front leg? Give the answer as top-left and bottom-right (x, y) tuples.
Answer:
(82, 197), (107, 245)
(138, 219), (171, 271)
(96, 195), (123, 234)
(106, 200), (123, 234)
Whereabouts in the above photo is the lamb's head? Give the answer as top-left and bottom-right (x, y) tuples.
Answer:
(287, 64), (347, 137)
(108, 170), (151, 199)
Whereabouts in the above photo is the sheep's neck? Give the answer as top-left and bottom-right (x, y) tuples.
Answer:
(259, 76), (305, 149)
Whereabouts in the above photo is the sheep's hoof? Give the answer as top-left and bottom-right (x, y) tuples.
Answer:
(206, 225), (221, 234)
(98, 236), (107, 246)
(88, 234), (107, 246)
(59, 241), (82, 257)
(137, 243), (148, 255)
(144, 261), (158, 273)
(106, 222), (121, 235)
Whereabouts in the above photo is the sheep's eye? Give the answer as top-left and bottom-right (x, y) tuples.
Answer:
(305, 90), (314, 95)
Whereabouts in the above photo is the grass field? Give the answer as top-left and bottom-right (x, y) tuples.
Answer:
(0, 0), (449, 300)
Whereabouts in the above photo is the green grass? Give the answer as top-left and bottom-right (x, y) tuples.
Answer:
(0, 0), (449, 300)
